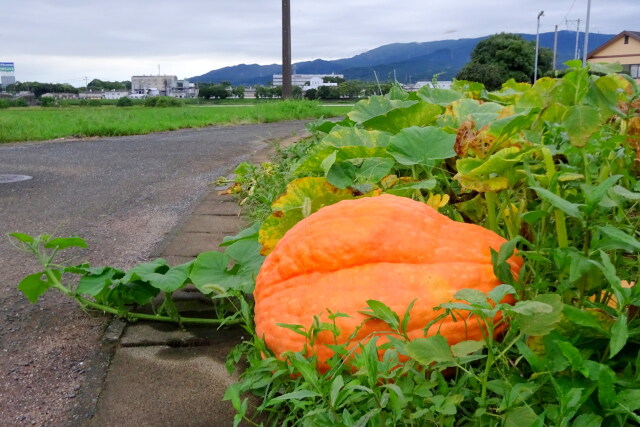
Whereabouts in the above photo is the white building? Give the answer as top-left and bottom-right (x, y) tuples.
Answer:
(103, 90), (129, 100)
(273, 73), (344, 88)
(79, 90), (106, 99)
(407, 80), (453, 91)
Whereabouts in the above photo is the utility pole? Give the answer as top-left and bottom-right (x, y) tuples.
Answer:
(568, 18), (581, 60)
(534, 10), (544, 82)
(582, 0), (592, 66)
(281, 0), (292, 99)
(553, 25), (558, 71)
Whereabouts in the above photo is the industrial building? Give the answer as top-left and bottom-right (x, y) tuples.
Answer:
(131, 75), (198, 98)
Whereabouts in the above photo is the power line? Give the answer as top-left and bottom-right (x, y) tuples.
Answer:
(560, 0), (579, 26)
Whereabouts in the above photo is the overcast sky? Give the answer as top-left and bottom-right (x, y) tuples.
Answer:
(2, 0), (637, 85)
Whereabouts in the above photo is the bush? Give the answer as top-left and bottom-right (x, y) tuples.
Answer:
(40, 96), (56, 107)
(11, 98), (28, 107)
(144, 96), (183, 107)
(116, 97), (134, 107)
(0, 99), (10, 109)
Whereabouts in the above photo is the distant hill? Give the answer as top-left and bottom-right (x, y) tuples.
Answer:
(189, 31), (615, 85)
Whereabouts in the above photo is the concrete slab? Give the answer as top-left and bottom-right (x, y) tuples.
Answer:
(202, 191), (237, 202)
(90, 344), (239, 427)
(181, 215), (245, 233)
(162, 232), (228, 257)
(193, 199), (243, 216)
(121, 322), (241, 348)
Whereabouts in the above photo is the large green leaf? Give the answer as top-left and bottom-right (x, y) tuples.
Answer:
(552, 67), (591, 106)
(563, 105), (602, 147)
(387, 126), (456, 166)
(439, 98), (505, 129)
(383, 178), (437, 197)
(190, 251), (256, 294)
(258, 177), (360, 255)
(488, 109), (538, 139)
(416, 86), (462, 106)
(295, 145), (391, 174)
(347, 96), (416, 123)
(322, 126), (392, 148)
(121, 259), (189, 292)
(362, 101), (443, 134)
(77, 267), (122, 297)
(320, 151), (395, 189)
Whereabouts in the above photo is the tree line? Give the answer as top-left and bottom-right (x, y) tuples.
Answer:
(5, 79), (132, 98)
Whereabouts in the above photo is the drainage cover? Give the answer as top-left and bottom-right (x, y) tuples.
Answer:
(0, 174), (33, 184)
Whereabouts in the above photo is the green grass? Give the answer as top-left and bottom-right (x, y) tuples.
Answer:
(0, 101), (352, 143)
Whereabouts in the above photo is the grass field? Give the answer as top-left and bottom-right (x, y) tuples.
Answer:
(0, 101), (352, 143)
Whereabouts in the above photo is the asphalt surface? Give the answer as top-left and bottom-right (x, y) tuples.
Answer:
(0, 121), (309, 426)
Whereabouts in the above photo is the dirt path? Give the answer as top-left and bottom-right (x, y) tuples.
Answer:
(0, 121), (309, 426)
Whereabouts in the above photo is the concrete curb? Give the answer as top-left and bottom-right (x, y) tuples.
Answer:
(85, 130), (310, 426)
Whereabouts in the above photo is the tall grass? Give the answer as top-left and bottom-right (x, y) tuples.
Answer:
(0, 101), (351, 143)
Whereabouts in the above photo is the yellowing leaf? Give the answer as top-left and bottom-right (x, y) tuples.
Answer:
(258, 177), (361, 255)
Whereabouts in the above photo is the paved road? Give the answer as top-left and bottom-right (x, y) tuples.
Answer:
(0, 121), (309, 426)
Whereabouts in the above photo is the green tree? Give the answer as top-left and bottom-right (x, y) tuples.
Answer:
(209, 84), (230, 99)
(255, 85), (269, 99)
(338, 80), (364, 99)
(304, 88), (317, 100)
(232, 85), (245, 99)
(456, 33), (552, 90)
(316, 86), (332, 99)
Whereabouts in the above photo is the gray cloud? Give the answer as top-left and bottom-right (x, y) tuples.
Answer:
(2, 0), (637, 83)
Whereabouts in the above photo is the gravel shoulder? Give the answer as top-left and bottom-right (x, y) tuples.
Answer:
(0, 121), (309, 426)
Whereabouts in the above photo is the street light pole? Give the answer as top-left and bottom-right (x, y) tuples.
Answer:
(534, 10), (544, 82)
(282, 0), (292, 99)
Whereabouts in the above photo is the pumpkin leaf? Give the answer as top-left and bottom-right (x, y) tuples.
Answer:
(563, 105), (602, 147)
(322, 126), (392, 148)
(362, 101), (443, 134)
(387, 126), (456, 166)
(416, 86), (462, 106)
(76, 267), (122, 297)
(190, 251), (255, 294)
(258, 177), (361, 255)
(18, 271), (54, 303)
(347, 96), (416, 124)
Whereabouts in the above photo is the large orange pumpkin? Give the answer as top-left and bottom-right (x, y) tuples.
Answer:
(254, 194), (522, 370)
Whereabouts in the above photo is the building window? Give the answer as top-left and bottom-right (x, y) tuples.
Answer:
(630, 64), (640, 78)
(624, 35), (629, 44)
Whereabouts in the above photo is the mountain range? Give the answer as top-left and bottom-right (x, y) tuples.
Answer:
(189, 31), (615, 86)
